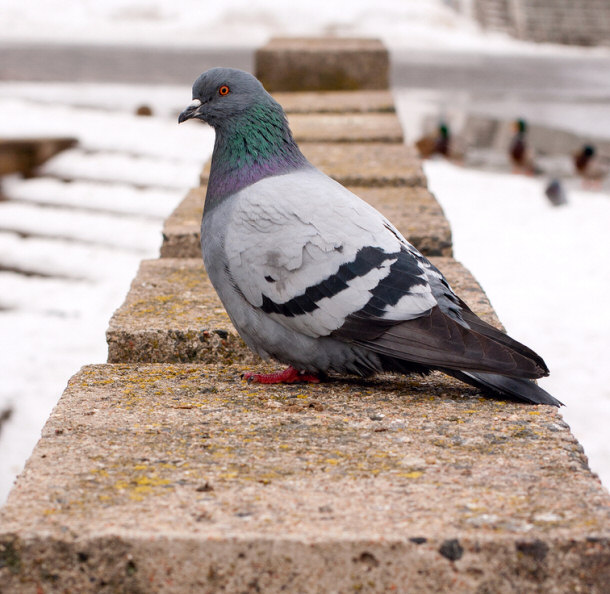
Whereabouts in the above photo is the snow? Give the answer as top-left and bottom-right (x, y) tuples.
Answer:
(0, 202), (164, 252)
(2, 0), (608, 56)
(0, 94), (213, 161)
(4, 176), (180, 218)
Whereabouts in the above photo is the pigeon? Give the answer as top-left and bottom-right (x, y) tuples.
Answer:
(179, 67), (561, 406)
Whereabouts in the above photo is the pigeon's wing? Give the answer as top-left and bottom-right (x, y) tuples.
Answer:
(334, 252), (549, 378)
(224, 169), (437, 339)
(225, 168), (547, 378)
(333, 247), (549, 379)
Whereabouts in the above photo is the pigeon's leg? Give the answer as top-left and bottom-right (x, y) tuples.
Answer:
(243, 366), (320, 384)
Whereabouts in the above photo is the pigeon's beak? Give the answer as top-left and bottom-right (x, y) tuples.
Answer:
(178, 98), (203, 124)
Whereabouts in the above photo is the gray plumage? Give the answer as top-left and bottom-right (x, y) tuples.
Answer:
(179, 67), (561, 407)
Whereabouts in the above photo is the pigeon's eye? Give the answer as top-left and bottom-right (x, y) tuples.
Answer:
(218, 85), (230, 96)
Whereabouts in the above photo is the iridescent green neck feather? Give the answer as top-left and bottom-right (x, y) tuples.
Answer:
(205, 102), (308, 212)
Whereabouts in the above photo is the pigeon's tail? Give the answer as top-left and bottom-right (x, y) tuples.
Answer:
(447, 370), (563, 407)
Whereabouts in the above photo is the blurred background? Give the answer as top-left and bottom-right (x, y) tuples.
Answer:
(1, 0), (609, 502)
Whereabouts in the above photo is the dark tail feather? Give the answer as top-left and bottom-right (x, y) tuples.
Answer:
(449, 370), (563, 407)
(457, 307), (549, 376)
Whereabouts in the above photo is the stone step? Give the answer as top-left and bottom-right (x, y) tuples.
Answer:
(107, 257), (498, 365)
(161, 185), (452, 260)
(289, 113), (403, 143)
(200, 143), (426, 188)
(256, 37), (389, 91)
(191, 112), (403, 145)
(0, 137), (77, 177)
(272, 90), (395, 114)
(1, 361), (608, 592)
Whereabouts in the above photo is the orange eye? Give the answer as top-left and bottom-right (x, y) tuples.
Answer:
(218, 85), (230, 96)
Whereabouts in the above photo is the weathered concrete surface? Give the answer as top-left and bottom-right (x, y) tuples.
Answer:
(256, 37), (389, 91)
(195, 112), (402, 144)
(287, 113), (403, 143)
(161, 186), (452, 260)
(200, 143), (426, 188)
(0, 137), (77, 177)
(106, 258), (249, 365)
(107, 257), (497, 365)
(272, 90), (395, 114)
(1, 362), (608, 592)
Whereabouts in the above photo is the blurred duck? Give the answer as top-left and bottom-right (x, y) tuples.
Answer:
(509, 118), (537, 175)
(573, 144), (607, 188)
(416, 122), (465, 162)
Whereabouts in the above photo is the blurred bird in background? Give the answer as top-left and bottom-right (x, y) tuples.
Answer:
(544, 178), (568, 206)
(573, 144), (608, 189)
(509, 118), (538, 175)
(416, 121), (465, 163)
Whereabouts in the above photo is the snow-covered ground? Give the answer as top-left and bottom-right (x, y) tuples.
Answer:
(1, 1), (609, 503)
(3, 0), (601, 56)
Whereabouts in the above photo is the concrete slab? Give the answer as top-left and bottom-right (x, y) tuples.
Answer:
(1, 362), (608, 592)
(256, 37), (389, 91)
(272, 90), (395, 114)
(0, 137), (77, 177)
(106, 257), (498, 365)
(161, 186), (452, 260)
(200, 143), (426, 188)
(287, 113), (403, 143)
(193, 113), (403, 144)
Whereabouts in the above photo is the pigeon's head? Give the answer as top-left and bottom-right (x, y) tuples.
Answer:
(178, 68), (276, 128)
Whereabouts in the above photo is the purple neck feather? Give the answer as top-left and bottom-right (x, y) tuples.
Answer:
(204, 105), (309, 213)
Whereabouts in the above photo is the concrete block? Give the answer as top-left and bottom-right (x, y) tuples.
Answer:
(161, 186), (452, 260)
(1, 363), (608, 592)
(189, 113), (403, 145)
(200, 143), (426, 188)
(106, 258), (253, 365)
(255, 37), (389, 91)
(0, 137), (77, 177)
(272, 90), (395, 114)
(287, 113), (403, 143)
(160, 187), (204, 259)
(106, 257), (498, 364)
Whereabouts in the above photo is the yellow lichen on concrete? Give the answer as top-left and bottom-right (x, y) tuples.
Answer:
(7, 362), (601, 545)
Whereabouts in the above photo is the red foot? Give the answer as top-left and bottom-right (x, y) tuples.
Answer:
(243, 366), (320, 384)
